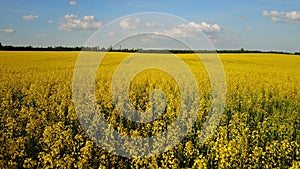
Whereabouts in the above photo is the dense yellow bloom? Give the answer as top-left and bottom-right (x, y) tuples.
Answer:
(0, 52), (299, 168)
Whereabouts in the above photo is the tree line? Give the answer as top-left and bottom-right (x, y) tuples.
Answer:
(0, 42), (299, 54)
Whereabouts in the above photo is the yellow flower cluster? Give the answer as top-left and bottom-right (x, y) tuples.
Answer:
(0, 52), (299, 168)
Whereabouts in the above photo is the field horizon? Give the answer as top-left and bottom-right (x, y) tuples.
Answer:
(0, 43), (299, 55)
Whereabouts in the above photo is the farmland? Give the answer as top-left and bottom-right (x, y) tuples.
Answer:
(0, 51), (300, 168)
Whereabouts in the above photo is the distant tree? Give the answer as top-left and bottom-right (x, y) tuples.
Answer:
(0, 42), (2, 49)
(108, 45), (113, 52)
(240, 48), (245, 52)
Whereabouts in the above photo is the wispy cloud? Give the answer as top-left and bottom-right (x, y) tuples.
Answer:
(0, 28), (15, 33)
(48, 20), (54, 24)
(58, 14), (102, 31)
(120, 18), (140, 29)
(145, 22), (158, 28)
(262, 10), (300, 24)
(23, 15), (38, 21)
(162, 22), (222, 38)
(108, 32), (115, 36)
(69, 0), (76, 6)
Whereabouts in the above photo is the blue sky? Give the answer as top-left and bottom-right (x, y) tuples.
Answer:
(0, 0), (299, 52)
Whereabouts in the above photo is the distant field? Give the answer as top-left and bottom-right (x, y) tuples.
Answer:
(0, 51), (299, 168)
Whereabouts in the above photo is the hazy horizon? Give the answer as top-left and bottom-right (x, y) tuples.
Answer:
(0, 0), (299, 52)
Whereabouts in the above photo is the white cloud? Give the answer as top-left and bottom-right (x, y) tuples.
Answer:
(263, 10), (300, 23)
(23, 15), (38, 21)
(48, 20), (54, 24)
(69, 0), (76, 5)
(145, 22), (158, 27)
(141, 34), (165, 42)
(58, 14), (102, 31)
(82, 15), (95, 22)
(35, 33), (47, 38)
(120, 18), (140, 29)
(0, 28), (15, 33)
(162, 22), (221, 37)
